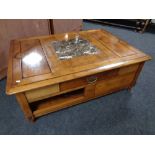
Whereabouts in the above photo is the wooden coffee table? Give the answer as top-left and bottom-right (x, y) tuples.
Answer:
(6, 29), (151, 122)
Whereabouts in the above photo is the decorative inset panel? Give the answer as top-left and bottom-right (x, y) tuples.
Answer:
(52, 38), (99, 60)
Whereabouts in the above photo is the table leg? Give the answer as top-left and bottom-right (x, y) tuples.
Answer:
(16, 93), (35, 122)
(128, 62), (144, 90)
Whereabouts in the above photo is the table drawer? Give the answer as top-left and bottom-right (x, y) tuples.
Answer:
(95, 72), (136, 96)
(60, 77), (87, 91)
(25, 84), (60, 102)
(60, 69), (119, 91)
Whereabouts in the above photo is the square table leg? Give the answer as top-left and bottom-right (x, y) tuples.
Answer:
(16, 93), (35, 122)
(128, 62), (144, 90)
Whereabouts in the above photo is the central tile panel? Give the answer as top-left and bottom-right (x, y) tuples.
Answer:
(52, 38), (100, 60)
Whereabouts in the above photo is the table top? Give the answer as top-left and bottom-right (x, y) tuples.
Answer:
(6, 29), (151, 95)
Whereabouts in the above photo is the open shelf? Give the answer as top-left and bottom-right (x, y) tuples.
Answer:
(30, 88), (85, 117)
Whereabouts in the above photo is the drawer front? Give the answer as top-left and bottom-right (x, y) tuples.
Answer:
(60, 63), (139, 92)
(60, 69), (119, 91)
(60, 77), (87, 91)
(25, 84), (60, 102)
(95, 72), (136, 96)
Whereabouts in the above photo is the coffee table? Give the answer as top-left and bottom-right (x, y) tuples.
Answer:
(6, 29), (151, 122)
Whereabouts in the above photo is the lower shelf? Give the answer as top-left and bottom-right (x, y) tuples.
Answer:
(30, 84), (131, 119)
(31, 88), (85, 117)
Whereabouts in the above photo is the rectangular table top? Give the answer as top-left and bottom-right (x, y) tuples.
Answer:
(6, 29), (151, 95)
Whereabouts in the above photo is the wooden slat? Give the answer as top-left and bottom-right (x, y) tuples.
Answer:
(40, 38), (56, 73)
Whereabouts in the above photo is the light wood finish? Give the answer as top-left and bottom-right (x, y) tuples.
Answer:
(95, 71), (136, 96)
(6, 29), (151, 121)
(128, 62), (144, 89)
(32, 89), (85, 117)
(25, 84), (60, 103)
(118, 63), (139, 75)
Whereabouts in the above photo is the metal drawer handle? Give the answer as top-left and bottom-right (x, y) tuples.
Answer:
(87, 76), (97, 84)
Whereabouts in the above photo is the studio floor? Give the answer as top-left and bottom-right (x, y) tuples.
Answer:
(0, 21), (155, 134)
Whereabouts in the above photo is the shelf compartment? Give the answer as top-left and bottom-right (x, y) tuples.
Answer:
(31, 88), (85, 117)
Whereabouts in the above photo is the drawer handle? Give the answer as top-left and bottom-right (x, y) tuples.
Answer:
(87, 76), (97, 84)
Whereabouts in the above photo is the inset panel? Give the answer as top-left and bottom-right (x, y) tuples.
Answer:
(52, 37), (99, 60)
(21, 39), (51, 78)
